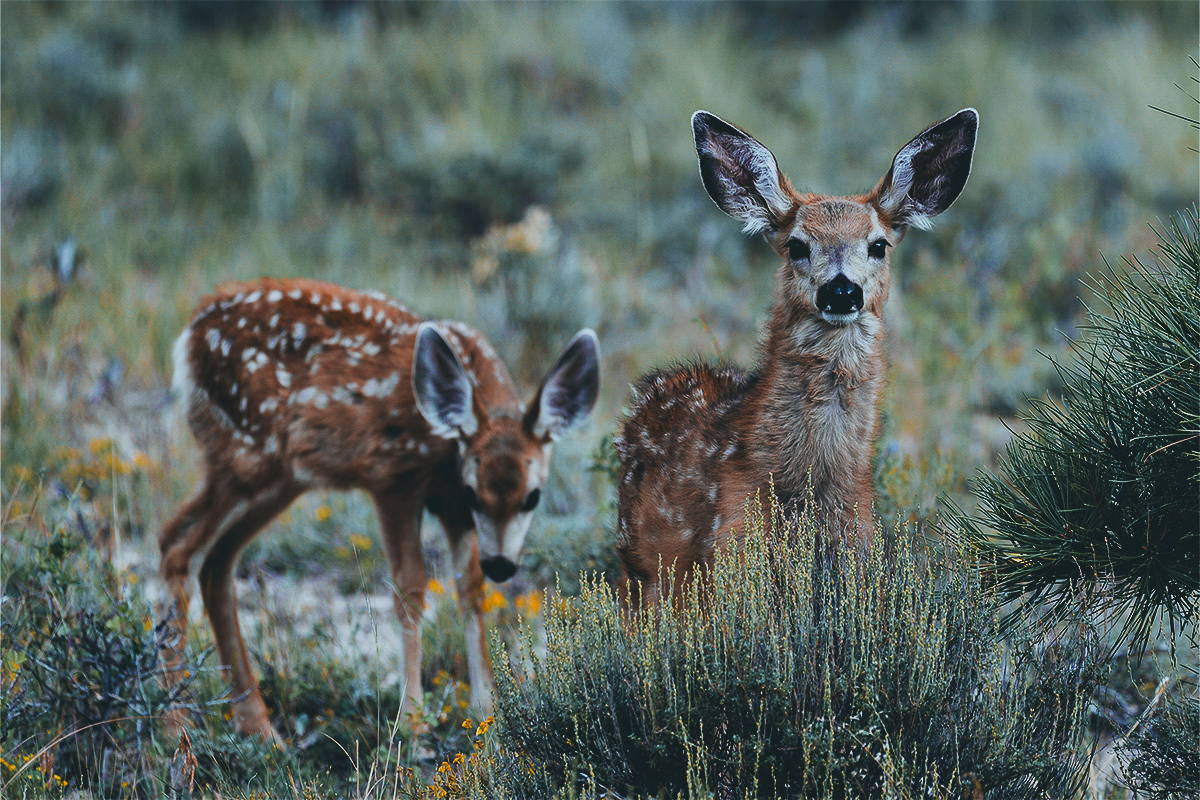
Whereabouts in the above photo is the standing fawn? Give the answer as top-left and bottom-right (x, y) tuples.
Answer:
(616, 109), (977, 606)
(160, 278), (600, 741)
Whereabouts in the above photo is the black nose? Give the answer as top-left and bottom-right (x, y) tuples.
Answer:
(480, 556), (518, 583)
(816, 274), (864, 316)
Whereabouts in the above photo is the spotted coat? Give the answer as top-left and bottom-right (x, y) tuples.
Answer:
(617, 109), (977, 606)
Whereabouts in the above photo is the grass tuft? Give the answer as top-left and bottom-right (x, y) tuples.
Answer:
(483, 497), (1099, 799)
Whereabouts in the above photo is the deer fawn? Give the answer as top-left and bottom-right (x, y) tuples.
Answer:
(160, 278), (600, 741)
(616, 109), (977, 606)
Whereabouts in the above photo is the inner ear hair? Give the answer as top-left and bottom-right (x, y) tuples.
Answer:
(875, 108), (978, 230)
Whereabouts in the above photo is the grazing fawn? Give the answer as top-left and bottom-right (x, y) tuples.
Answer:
(616, 109), (977, 606)
(160, 278), (600, 740)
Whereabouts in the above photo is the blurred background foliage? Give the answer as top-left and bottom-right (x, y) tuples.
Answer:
(1, 2), (1197, 794)
(3, 0), (1197, 537)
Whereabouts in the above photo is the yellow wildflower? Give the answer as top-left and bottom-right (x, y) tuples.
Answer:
(53, 446), (80, 463)
(515, 590), (542, 617)
(481, 587), (507, 613)
(314, 505), (332, 522)
(349, 533), (372, 551)
(428, 578), (445, 596)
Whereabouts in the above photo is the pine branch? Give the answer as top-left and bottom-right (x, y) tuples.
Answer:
(943, 207), (1200, 654)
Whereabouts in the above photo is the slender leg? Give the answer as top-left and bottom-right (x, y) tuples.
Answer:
(195, 482), (299, 741)
(158, 479), (236, 737)
(372, 489), (427, 727)
(449, 533), (494, 715)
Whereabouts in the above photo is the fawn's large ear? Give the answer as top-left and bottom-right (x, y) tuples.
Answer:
(872, 108), (978, 232)
(526, 329), (600, 441)
(413, 323), (478, 439)
(692, 110), (794, 235)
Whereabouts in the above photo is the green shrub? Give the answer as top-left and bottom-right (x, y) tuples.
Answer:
(481, 497), (1098, 799)
(378, 136), (582, 239)
(945, 208), (1200, 652)
(0, 526), (185, 797)
(1120, 693), (1200, 799)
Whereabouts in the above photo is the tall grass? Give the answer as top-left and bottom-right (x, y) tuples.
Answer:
(482, 496), (1099, 799)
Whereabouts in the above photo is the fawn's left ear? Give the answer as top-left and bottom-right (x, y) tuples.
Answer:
(526, 329), (601, 441)
(872, 108), (978, 232)
(413, 323), (478, 439)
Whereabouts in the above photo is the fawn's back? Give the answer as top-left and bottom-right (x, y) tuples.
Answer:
(176, 278), (516, 493)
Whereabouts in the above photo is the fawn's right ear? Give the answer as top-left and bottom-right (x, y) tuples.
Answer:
(413, 323), (478, 439)
(527, 329), (601, 441)
(692, 110), (794, 236)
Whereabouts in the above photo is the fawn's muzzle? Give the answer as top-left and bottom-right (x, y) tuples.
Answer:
(480, 555), (518, 583)
(816, 274), (864, 318)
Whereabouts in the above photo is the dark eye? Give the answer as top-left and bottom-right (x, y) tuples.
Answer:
(521, 488), (541, 513)
(787, 239), (810, 262)
(464, 485), (482, 511)
(868, 239), (890, 259)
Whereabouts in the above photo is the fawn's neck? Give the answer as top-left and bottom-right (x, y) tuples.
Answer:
(747, 288), (887, 515)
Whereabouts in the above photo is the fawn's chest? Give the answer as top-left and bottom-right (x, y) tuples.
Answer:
(750, 329), (885, 501)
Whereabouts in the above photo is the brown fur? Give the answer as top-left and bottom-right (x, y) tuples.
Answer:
(617, 110), (977, 607)
(160, 278), (598, 740)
